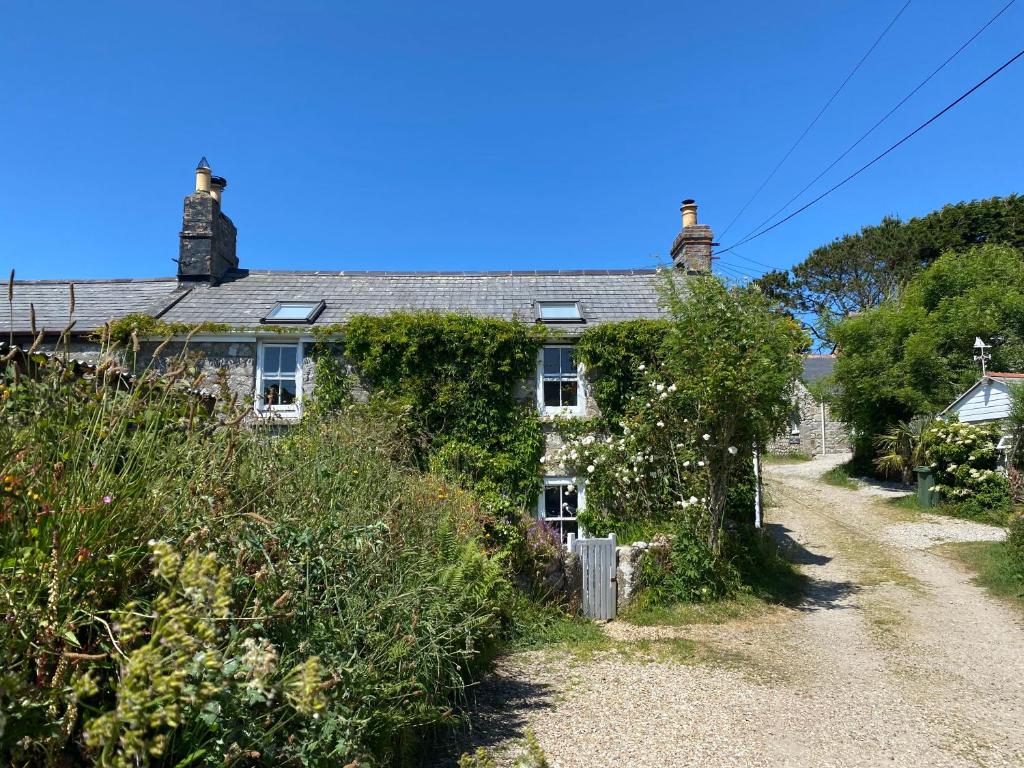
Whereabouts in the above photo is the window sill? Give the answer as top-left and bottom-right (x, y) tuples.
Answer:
(254, 408), (302, 422)
(540, 408), (585, 421)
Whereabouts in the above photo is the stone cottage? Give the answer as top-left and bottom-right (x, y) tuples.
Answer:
(768, 354), (850, 456)
(3, 160), (716, 543)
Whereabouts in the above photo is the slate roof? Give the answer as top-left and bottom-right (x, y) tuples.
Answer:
(1, 269), (669, 335)
(0, 278), (179, 334)
(802, 354), (835, 384)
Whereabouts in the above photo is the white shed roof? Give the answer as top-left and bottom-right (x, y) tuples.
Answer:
(942, 373), (1024, 423)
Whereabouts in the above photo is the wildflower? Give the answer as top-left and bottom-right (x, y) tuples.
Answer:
(698, 460), (705, 467)
(638, 364), (646, 371)
(668, 384), (677, 393)
(689, 496), (698, 504)
(102, 495), (112, 504)
(656, 420), (665, 428)
(587, 465), (595, 473)
(727, 446), (738, 455)
(702, 433), (710, 441)
(683, 461), (690, 467)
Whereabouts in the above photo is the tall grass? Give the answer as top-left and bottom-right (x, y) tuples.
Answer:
(0, 344), (518, 767)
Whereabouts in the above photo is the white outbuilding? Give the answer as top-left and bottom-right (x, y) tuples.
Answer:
(941, 373), (1024, 424)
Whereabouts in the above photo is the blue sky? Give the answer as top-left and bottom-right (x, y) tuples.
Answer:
(2, 1), (1022, 280)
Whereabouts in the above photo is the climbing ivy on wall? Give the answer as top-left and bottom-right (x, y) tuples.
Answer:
(573, 318), (671, 423)
(342, 312), (547, 517)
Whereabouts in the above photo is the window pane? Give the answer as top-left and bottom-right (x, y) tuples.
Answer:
(562, 487), (578, 517)
(560, 348), (574, 374)
(544, 381), (561, 407)
(543, 347), (561, 375)
(561, 519), (578, 539)
(263, 346), (280, 373)
(560, 380), (578, 407)
(538, 302), (580, 320)
(278, 379), (297, 405)
(262, 378), (282, 406)
(544, 487), (560, 518)
(262, 378), (297, 406)
(278, 346), (297, 372)
(266, 303), (320, 322)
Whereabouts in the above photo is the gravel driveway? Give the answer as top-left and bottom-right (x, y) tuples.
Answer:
(437, 455), (1024, 767)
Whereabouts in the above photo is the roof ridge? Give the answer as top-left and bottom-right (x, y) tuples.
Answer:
(12, 277), (177, 285)
(232, 268), (661, 277)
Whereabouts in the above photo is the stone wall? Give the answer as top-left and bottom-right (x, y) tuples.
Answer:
(768, 381), (850, 456)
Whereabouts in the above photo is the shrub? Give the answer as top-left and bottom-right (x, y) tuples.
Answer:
(0, 348), (518, 767)
(925, 420), (1011, 520)
(635, 528), (741, 605)
(1005, 513), (1024, 568)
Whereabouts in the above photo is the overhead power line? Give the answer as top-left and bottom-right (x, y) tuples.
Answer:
(732, 0), (1017, 249)
(715, 45), (1024, 257)
(716, 0), (914, 241)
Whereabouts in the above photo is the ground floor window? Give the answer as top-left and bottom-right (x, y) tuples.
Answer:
(538, 477), (583, 543)
(256, 342), (302, 414)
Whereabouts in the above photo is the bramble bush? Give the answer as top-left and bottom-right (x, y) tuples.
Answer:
(925, 420), (1012, 522)
(0, 341), (518, 767)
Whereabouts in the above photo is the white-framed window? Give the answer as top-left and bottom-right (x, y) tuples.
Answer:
(255, 341), (303, 416)
(536, 301), (582, 322)
(537, 345), (584, 416)
(538, 476), (584, 543)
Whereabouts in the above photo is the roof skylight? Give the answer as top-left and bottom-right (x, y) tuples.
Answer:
(262, 300), (325, 324)
(537, 301), (582, 322)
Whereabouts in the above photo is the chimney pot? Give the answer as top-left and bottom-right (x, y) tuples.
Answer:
(681, 199), (698, 228)
(195, 163), (212, 194)
(210, 176), (227, 204)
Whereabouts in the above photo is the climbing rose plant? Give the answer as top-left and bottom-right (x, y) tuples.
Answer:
(558, 275), (806, 554)
(554, 367), (719, 537)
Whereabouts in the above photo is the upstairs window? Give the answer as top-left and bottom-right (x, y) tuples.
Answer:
(257, 342), (302, 414)
(263, 300), (325, 324)
(536, 301), (582, 323)
(538, 477), (583, 543)
(538, 346), (582, 415)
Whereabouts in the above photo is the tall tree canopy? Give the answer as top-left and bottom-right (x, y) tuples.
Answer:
(759, 196), (1024, 345)
(830, 244), (1024, 455)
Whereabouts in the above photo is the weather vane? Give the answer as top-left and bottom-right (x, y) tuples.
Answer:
(973, 337), (991, 377)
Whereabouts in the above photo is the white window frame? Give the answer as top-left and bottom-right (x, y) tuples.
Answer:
(537, 345), (585, 417)
(255, 340), (304, 417)
(537, 476), (585, 543)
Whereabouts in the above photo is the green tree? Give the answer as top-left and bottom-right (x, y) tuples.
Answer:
(831, 243), (1024, 457)
(660, 275), (807, 553)
(759, 196), (1024, 345)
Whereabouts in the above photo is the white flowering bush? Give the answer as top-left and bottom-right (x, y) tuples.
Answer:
(925, 420), (1011, 519)
(555, 370), (733, 539)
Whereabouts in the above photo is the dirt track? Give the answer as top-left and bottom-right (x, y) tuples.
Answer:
(441, 454), (1024, 768)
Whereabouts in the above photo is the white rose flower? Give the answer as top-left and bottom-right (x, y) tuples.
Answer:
(587, 464), (595, 473)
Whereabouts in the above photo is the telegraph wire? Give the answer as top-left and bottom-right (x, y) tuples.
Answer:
(731, 0), (1017, 251)
(715, 45), (1024, 258)
(717, 0), (914, 242)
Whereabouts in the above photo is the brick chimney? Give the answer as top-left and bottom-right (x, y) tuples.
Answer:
(669, 199), (713, 273)
(178, 157), (238, 283)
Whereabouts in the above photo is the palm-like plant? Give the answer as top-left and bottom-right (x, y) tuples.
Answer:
(874, 415), (936, 484)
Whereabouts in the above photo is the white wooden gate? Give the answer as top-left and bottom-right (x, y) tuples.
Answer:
(568, 534), (617, 620)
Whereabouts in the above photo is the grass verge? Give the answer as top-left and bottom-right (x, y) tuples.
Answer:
(822, 462), (859, 489)
(938, 541), (1024, 608)
(764, 451), (813, 464)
